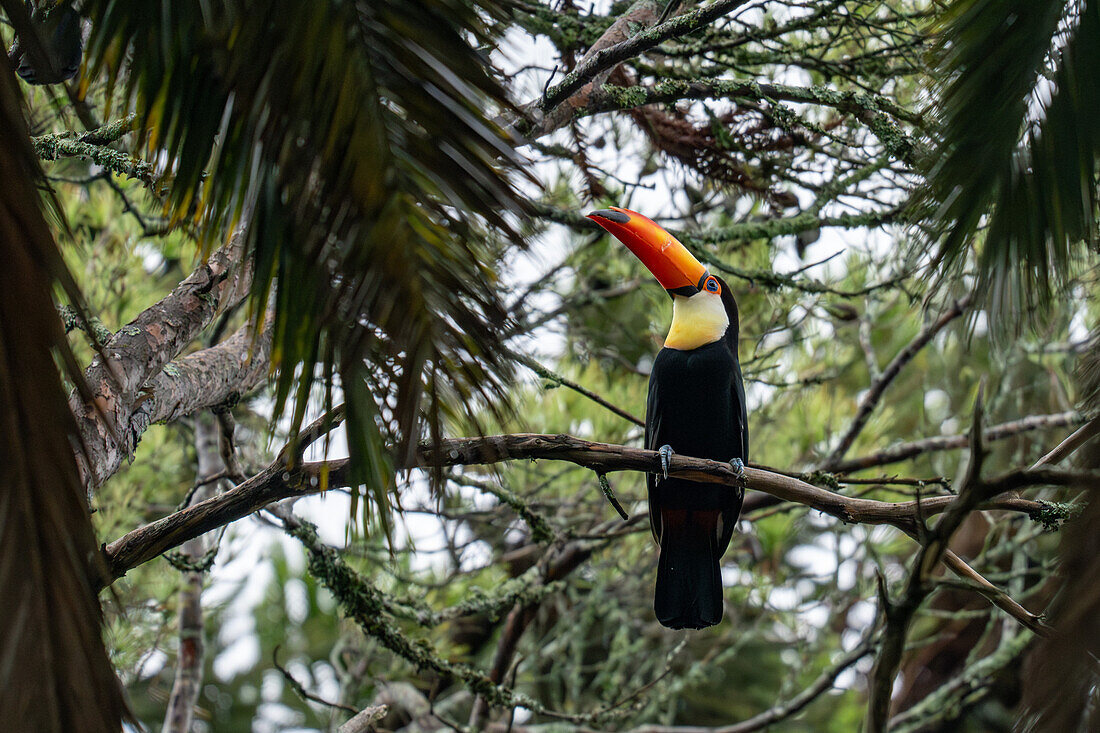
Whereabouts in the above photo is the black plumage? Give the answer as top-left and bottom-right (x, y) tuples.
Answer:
(645, 277), (747, 629)
(8, 3), (83, 86)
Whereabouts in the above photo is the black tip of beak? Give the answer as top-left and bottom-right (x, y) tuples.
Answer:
(587, 209), (631, 224)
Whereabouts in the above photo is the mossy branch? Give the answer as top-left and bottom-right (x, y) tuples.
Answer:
(33, 117), (159, 189)
(285, 518), (615, 725)
(102, 432), (1076, 589)
(540, 0), (750, 112)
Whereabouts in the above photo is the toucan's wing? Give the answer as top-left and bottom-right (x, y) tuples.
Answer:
(733, 356), (748, 462)
(717, 349), (748, 552)
(718, 277), (748, 463)
(645, 367), (663, 546)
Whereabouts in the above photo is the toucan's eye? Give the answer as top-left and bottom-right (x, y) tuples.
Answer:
(704, 276), (721, 294)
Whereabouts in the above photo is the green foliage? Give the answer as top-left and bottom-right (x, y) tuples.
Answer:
(79, 0), (529, 527)
(8, 0), (1096, 730)
(927, 0), (1100, 322)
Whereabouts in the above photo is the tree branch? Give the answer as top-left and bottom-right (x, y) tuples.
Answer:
(337, 704), (389, 733)
(939, 550), (1050, 636)
(525, 0), (661, 136)
(70, 234), (253, 492)
(35, 134), (157, 189)
(864, 389), (988, 732)
(829, 410), (1085, 474)
(823, 295), (972, 470)
(101, 433), (1070, 588)
(162, 414), (227, 733)
(146, 316), (274, 426)
(509, 350), (644, 427)
(1029, 413), (1100, 469)
(539, 0), (749, 114)
(586, 79), (921, 125)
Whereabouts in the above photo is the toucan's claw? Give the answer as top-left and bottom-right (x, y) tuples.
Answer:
(659, 444), (674, 479)
(729, 457), (746, 480)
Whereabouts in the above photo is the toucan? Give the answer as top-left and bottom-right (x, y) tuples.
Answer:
(587, 206), (747, 630)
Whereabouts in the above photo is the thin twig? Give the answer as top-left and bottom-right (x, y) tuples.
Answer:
(831, 410), (1084, 474)
(510, 351), (644, 426)
(597, 472), (630, 520)
(273, 645), (358, 715)
(823, 294), (972, 469)
(1029, 414), (1100, 469)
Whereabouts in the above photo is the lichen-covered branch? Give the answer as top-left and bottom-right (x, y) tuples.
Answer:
(582, 80), (923, 162)
(888, 629), (1033, 733)
(34, 132), (158, 188)
(101, 433), (1070, 587)
(539, 0), (749, 114)
(524, 0), (660, 135)
(146, 316), (273, 426)
(283, 516), (602, 725)
(33, 115), (137, 149)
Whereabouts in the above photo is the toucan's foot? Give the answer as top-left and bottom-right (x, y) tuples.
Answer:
(729, 457), (746, 480)
(659, 444), (674, 479)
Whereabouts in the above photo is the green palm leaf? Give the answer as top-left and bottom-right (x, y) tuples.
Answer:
(0, 47), (128, 731)
(927, 0), (1100, 318)
(81, 0), (528, 524)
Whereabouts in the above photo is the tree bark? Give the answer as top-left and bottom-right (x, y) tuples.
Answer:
(70, 234), (252, 494)
(162, 414), (228, 733)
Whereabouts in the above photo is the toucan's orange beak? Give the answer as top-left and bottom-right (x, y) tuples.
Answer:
(587, 207), (708, 296)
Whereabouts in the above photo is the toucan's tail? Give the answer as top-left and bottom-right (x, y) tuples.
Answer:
(654, 509), (723, 629)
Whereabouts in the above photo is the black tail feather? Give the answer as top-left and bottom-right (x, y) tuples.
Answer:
(654, 509), (723, 629)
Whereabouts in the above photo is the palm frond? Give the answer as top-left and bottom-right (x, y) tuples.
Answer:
(1020, 432), (1100, 730)
(926, 0), (1100, 319)
(0, 46), (127, 732)
(81, 0), (528, 519)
